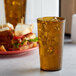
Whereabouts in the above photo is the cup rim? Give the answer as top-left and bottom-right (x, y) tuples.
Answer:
(37, 17), (65, 22)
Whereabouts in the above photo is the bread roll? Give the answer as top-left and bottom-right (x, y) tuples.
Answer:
(15, 24), (34, 36)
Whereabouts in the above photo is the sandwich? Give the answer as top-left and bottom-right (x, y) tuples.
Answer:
(0, 23), (14, 51)
(12, 23), (38, 50)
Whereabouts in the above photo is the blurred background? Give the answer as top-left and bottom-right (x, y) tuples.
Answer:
(0, 0), (59, 36)
(0, 0), (76, 40)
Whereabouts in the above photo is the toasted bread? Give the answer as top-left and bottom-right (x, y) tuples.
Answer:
(0, 23), (14, 31)
(15, 24), (34, 36)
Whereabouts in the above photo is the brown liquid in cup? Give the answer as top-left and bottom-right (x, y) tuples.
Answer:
(4, 0), (26, 27)
(37, 17), (65, 71)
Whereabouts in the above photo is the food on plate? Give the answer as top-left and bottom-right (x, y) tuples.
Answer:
(0, 22), (38, 52)
(0, 23), (14, 51)
(12, 23), (38, 50)
(0, 45), (7, 52)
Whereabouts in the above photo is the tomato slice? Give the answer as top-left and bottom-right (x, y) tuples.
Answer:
(13, 33), (33, 40)
(13, 35), (24, 40)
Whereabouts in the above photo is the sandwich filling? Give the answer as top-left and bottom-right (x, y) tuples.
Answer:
(13, 33), (38, 50)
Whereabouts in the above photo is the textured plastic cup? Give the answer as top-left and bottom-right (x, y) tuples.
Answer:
(4, 0), (26, 27)
(37, 17), (65, 71)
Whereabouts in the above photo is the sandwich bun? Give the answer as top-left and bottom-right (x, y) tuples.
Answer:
(0, 23), (14, 31)
(15, 24), (33, 36)
(0, 23), (14, 50)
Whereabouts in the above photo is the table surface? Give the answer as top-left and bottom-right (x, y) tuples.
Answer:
(0, 40), (76, 76)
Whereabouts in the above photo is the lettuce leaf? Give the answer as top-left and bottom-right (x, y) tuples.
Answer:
(21, 40), (27, 45)
(13, 37), (38, 48)
(29, 37), (38, 42)
(13, 42), (20, 48)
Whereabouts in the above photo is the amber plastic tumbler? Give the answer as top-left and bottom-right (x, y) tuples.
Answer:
(37, 17), (65, 71)
(4, 0), (26, 27)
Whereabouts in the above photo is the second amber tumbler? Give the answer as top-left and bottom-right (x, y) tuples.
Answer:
(37, 17), (65, 71)
(4, 0), (26, 27)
